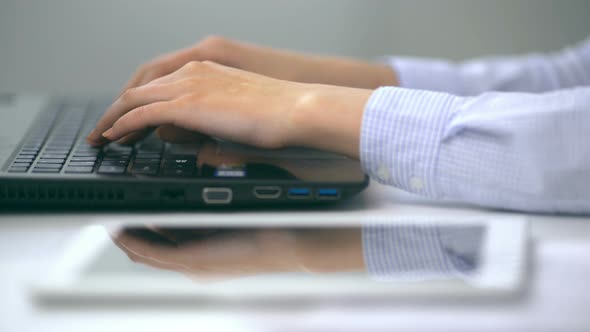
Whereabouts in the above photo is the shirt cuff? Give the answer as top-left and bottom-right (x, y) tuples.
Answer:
(362, 223), (483, 281)
(360, 86), (464, 197)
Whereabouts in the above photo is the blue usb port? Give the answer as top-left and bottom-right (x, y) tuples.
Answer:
(287, 188), (311, 199)
(317, 188), (340, 200)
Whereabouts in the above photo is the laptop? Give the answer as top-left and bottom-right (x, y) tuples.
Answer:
(0, 94), (369, 208)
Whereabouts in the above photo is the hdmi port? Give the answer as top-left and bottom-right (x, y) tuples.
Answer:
(253, 186), (282, 199)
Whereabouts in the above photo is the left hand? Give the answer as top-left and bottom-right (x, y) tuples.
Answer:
(87, 60), (372, 159)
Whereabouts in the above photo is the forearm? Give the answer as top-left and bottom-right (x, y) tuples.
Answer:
(387, 36), (590, 95)
(296, 55), (398, 89)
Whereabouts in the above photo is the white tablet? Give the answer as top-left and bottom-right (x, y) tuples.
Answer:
(31, 216), (528, 305)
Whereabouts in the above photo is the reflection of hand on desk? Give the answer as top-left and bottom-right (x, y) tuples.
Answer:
(112, 226), (364, 281)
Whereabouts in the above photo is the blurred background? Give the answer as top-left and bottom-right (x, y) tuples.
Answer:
(1, 0), (589, 94)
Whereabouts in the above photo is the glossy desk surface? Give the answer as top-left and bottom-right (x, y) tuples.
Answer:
(1, 182), (589, 332)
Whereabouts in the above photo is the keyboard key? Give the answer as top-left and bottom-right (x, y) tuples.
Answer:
(40, 154), (68, 159)
(137, 147), (163, 153)
(133, 158), (161, 164)
(100, 160), (129, 166)
(32, 168), (60, 173)
(44, 143), (71, 148)
(131, 164), (159, 175)
(75, 145), (101, 152)
(37, 158), (65, 164)
(18, 153), (37, 157)
(164, 162), (195, 170)
(75, 143), (99, 149)
(137, 141), (164, 149)
(75, 147), (101, 153)
(164, 154), (197, 161)
(15, 158), (34, 163)
(135, 153), (162, 159)
(33, 163), (62, 169)
(68, 161), (95, 167)
(103, 156), (131, 161)
(8, 167), (28, 173)
(72, 152), (99, 157)
(43, 148), (71, 154)
(20, 148), (40, 153)
(163, 168), (194, 177)
(97, 165), (126, 174)
(104, 148), (130, 154)
(65, 166), (94, 174)
(45, 144), (73, 150)
(71, 156), (97, 162)
(11, 162), (31, 168)
(105, 145), (132, 153)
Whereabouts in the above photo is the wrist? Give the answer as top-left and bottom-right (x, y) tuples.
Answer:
(288, 84), (373, 159)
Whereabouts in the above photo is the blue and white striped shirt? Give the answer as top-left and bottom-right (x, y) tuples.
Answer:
(362, 37), (590, 280)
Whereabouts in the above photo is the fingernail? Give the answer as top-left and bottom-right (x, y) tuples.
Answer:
(102, 128), (114, 139)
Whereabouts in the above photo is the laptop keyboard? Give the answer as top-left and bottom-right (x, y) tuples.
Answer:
(6, 99), (198, 177)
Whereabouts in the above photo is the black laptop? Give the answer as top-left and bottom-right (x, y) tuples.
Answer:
(0, 94), (369, 208)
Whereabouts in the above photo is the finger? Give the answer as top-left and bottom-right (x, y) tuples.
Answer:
(111, 231), (176, 271)
(155, 125), (206, 143)
(148, 63), (200, 85)
(116, 128), (154, 145)
(117, 70), (146, 99)
(102, 100), (180, 142)
(122, 245), (188, 273)
(87, 82), (182, 145)
(137, 71), (165, 87)
(134, 47), (197, 87)
(118, 60), (175, 98)
(113, 231), (191, 268)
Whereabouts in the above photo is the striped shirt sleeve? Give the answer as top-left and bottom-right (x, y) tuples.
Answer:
(362, 223), (483, 281)
(386, 37), (590, 96)
(361, 37), (590, 278)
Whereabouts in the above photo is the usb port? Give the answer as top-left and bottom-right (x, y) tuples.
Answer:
(317, 188), (340, 200)
(287, 188), (311, 199)
(253, 186), (282, 199)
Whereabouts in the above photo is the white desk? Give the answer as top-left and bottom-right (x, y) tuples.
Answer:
(1, 183), (590, 332)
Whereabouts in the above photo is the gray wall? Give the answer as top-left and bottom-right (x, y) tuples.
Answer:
(1, 0), (589, 94)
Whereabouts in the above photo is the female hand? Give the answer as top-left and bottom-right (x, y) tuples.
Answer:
(120, 35), (397, 94)
(87, 60), (373, 159)
(102, 36), (395, 146)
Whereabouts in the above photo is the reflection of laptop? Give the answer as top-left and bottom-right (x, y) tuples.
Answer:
(0, 94), (368, 208)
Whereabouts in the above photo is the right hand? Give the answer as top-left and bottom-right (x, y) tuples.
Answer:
(111, 35), (397, 145)
(120, 35), (397, 94)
